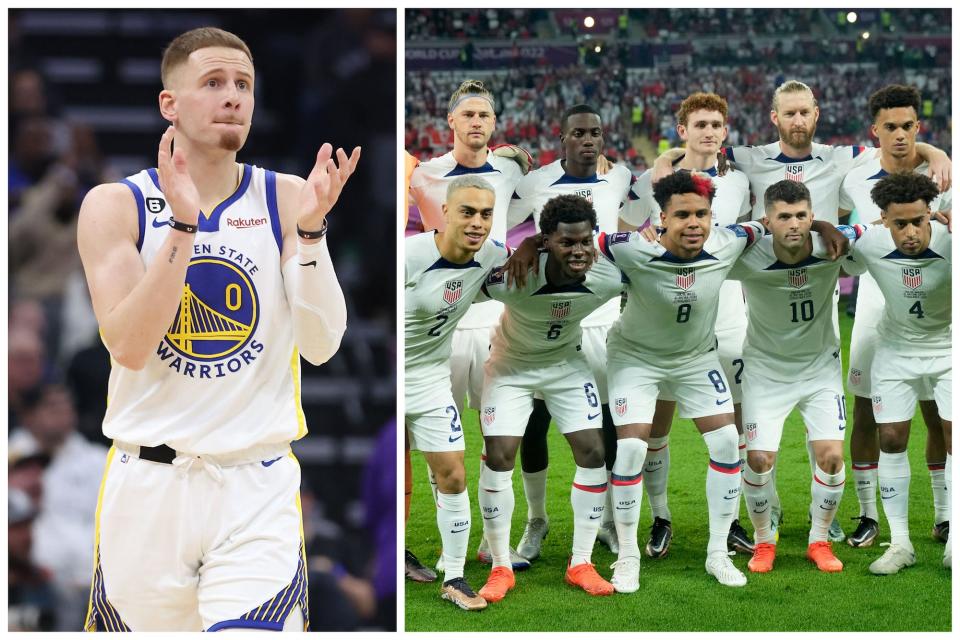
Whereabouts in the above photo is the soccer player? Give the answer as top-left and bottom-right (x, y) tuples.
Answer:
(504, 104), (636, 560)
(405, 175), (510, 610)
(622, 92), (753, 559)
(476, 194), (622, 601)
(731, 180), (850, 574)
(77, 28), (358, 631)
(840, 172), (951, 574)
(408, 79), (529, 569)
(838, 84), (952, 548)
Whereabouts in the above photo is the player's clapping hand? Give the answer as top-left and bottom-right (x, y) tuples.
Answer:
(505, 234), (543, 288)
(156, 126), (201, 225)
(926, 152), (952, 193)
(298, 143), (361, 231)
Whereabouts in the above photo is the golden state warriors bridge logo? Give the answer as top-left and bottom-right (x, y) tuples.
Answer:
(157, 255), (263, 377)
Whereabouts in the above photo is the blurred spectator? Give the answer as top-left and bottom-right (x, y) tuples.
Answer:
(9, 488), (58, 632)
(362, 420), (397, 630)
(406, 9), (536, 41)
(9, 326), (46, 428)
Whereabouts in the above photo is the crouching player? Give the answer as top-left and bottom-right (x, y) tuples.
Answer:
(730, 180), (850, 574)
(476, 195), (623, 602)
(842, 172), (952, 574)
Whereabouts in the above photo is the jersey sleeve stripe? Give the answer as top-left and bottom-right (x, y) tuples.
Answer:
(264, 170), (284, 253)
(598, 232), (615, 262)
(121, 178), (147, 253)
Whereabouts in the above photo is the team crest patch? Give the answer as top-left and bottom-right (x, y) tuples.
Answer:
(614, 397), (628, 417)
(609, 232), (631, 245)
(745, 422), (757, 442)
(785, 164), (804, 182)
(872, 394), (883, 413)
(573, 188), (594, 204)
(850, 369), (862, 385)
(552, 301), (571, 319)
(675, 267), (695, 290)
(902, 267), (922, 290)
(443, 279), (463, 304)
(482, 407), (496, 426)
(487, 268), (505, 286)
(788, 268), (807, 289)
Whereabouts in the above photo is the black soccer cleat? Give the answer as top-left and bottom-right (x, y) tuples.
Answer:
(727, 518), (755, 554)
(933, 520), (950, 543)
(645, 517), (673, 558)
(847, 516), (880, 548)
(405, 549), (438, 582)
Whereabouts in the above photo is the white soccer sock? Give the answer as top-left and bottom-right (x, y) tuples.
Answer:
(601, 470), (614, 526)
(743, 464), (775, 544)
(478, 466), (515, 569)
(436, 490), (471, 580)
(428, 466), (439, 503)
(703, 425), (741, 556)
(643, 435), (671, 521)
(929, 461), (949, 524)
(946, 453), (952, 525)
(570, 466), (608, 566)
(737, 431), (747, 517)
(522, 469), (549, 521)
(852, 461), (879, 521)
(878, 451), (912, 549)
(611, 438), (647, 559)
(809, 465), (845, 544)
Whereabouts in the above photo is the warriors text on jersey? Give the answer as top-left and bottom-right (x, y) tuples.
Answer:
(104, 164), (302, 455)
(600, 221), (765, 364)
(840, 159), (952, 223)
(482, 253), (624, 367)
(404, 232), (509, 412)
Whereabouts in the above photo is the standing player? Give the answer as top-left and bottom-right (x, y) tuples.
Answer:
(621, 92), (753, 559)
(476, 195), (621, 602)
(504, 104), (636, 560)
(408, 79), (528, 569)
(405, 175), (510, 610)
(838, 84), (951, 547)
(840, 173), (951, 573)
(77, 28), (358, 631)
(731, 180), (850, 574)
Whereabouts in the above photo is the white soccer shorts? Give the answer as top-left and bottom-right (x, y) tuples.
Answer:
(581, 323), (613, 401)
(86, 443), (307, 632)
(607, 350), (734, 425)
(480, 355), (603, 437)
(654, 329), (745, 406)
(406, 392), (467, 453)
(450, 325), (494, 411)
(848, 272), (934, 400)
(742, 358), (847, 452)
(871, 348), (951, 423)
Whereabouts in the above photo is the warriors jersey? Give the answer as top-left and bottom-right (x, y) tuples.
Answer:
(726, 142), (871, 223)
(404, 232), (509, 413)
(840, 159), (952, 223)
(506, 160), (635, 327)
(600, 221), (765, 365)
(842, 221), (951, 356)
(624, 166), (751, 336)
(482, 253), (624, 367)
(728, 231), (851, 382)
(103, 164), (301, 455)
(408, 150), (521, 329)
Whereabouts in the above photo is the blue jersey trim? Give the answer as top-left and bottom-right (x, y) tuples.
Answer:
(264, 170), (284, 253)
(762, 255), (826, 270)
(425, 257), (483, 271)
(122, 178), (146, 253)
(532, 280), (592, 295)
(769, 152), (818, 163)
(882, 247), (945, 260)
(147, 167), (161, 190)
(208, 618), (283, 632)
(549, 173), (607, 186)
(651, 250), (718, 264)
(444, 162), (501, 177)
(201, 164), (253, 232)
(867, 168), (890, 180)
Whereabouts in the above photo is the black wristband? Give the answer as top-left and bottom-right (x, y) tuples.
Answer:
(168, 217), (198, 234)
(297, 218), (328, 240)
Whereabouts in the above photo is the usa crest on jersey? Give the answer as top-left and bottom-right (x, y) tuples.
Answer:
(614, 397), (627, 417)
(482, 407), (496, 426)
(676, 267), (695, 291)
(785, 164), (804, 182)
(788, 268), (807, 289)
(902, 267), (922, 290)
(443, 279), (463, 304)
(573, 188), (594, 203)
(552, 301), (571, 319)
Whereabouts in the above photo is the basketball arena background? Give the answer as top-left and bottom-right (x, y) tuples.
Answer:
(8, 9), (396, 631)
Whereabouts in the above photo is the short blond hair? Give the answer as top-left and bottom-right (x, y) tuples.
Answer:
(161, 27), (253, 88)
(447, 79), (495, 114)
(771, 80), (817, 112)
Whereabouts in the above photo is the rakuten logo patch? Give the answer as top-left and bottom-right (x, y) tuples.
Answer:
(227, 217), (268, 229)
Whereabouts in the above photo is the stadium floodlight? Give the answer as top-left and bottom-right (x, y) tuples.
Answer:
(594, 44), (601, 53)
(584, 16), (595, 28)
(846, 11), (858, 23)
(862, 30), (870, 40)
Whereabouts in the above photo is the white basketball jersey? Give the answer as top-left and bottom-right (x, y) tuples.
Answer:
(408, 150), (522, 329)
(103, 164), (303, 455)
(840, 159), (952, 223)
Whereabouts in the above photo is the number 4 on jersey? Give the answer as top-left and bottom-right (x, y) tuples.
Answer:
(908, 301), (925, 319)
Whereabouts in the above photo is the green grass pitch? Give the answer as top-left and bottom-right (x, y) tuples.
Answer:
(405, 310), (951, 632)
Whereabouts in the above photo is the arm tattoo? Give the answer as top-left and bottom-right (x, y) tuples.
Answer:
(168, 246), (178, 264)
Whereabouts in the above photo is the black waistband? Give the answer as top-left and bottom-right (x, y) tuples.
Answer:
(138, 444), (177, 465)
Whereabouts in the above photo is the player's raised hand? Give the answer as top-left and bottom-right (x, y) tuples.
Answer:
(505, 234), (542, 288)
(298, 143), (362, 231)
(156, 126), (201, 225)
(926, 152), (952, 193)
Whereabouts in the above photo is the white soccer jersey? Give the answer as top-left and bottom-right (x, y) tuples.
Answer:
(843, 222), (951, 356)
(623, 166), (751, 336)
(404, 232), (509, 413)
(102, 165), (302, 455)
(840, 159), (952, 223)
(408, 150), (522, 330)
(729, 231), (848, 382)
(506, 160), (635, 327)
(726, 142), (871, 223)
(483, 253), (624, 367)
(601, 221), (765, 365)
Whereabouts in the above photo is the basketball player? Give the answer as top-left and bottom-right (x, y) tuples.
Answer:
(77, 28), (359, 631)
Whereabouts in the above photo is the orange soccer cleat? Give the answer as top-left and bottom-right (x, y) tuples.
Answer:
(806, 541), (843, 572)
(477, 566), (515, 603)
(565, 560), (615, 596)
(747, 543), (777, 573)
